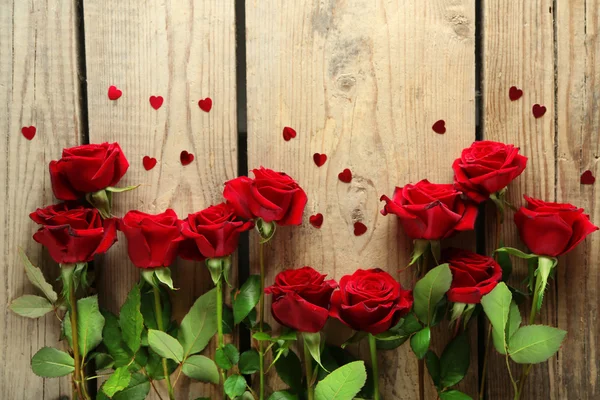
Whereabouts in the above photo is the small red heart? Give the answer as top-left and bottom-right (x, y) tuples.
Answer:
(509, 86), (523, 101)
(21, 126), (36, 140)
(143, 156), (157, 171)
(198, 98), (212, 112)
(313, 153), (327, 167)
(309, 213), (324, 228)
(283, 126), (297, 141)
(180, 151), (194, 166)
(353, 222), (367, 236)
(149, 96), (164, 110)
(338, 168), (352, 183)
(108, 85), (122, 100)
(532, 104), (547, 118)
(581, 170), (596, 185)
(432, 120), (446, 134)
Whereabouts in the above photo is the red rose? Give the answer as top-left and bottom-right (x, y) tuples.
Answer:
(443, 248), (502, 304)
(380, 180), (478, 240)
(265, 267), (337, 333)
(329, 269), (413, 335)
(514, 196), (598, 257)
(452, 141), (527, 203)
(223, 167), (307, 225)
(177, 202), (253, 260)
(50, 142), (129, 200)
(119, 209), (181, 268)
(30, 203), (117, 264)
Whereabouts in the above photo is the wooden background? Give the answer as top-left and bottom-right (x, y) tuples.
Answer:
(1, 0), (598, 399)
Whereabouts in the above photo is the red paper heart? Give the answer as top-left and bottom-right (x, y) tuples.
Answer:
(532, 104), (547, 118)
(21, 126), (36, 140)
(309, 213), (324, 228)
(509, 86), (523, 101)
(108, 85), (122, 100)
(338, 168), (352, 183)
(313, 153), (327, 167)
(180, 151), (194, 166)
(143, 156), (157, 171)
(198, 98), (212, 112)
(283, 126), (297, 141)
(353, 222), (367, 236)
(581, 170), (596, 185)
(432, 120), (446, 134)
(149, 96), (164, 110)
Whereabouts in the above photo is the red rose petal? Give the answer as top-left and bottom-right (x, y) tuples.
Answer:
(432, 120), (446, 134)
(309, 213), (324, 228)
(283, 126), (297, 141)
(180, 151), (194, 166)
(143, 156), (157, 171)
(198, 97), (212, 112)
(338, 168), (352, 183)
(313, 153), (327, 167)
(21, 126), (36, 140)
(509, 86), (523, 101)
(581, 170), (596, 185)
(353, 222), (367, 236)
(149, 95), (164, 110)
(532, 104), (547, 118)
(108, 85), (122, 100)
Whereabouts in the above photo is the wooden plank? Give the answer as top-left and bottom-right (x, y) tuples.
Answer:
(0, 0), (82, 398)
(555, 0), (600, 398)
(83, 1), (238, 398)
(245, 1), (476, 398)
(482, 1), (556, 399)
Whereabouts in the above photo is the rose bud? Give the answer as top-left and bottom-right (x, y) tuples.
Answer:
(30, 203), (117, 264)
(514, 196), (598, 257)
(265, 267), (337, 333)
(380, 179), (478, 240)
(119, 209), (181, 268)
(452, 141), (527, 203)
(329, 269), (413, 335)
(443, 248), (502, 304)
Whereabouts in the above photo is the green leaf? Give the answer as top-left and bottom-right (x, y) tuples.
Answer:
(100, 309), (134, 367)
(413, 264), (452, 325)
(215, 343), (240, 370)
(105, 184), (141, 193)
(155, 267), (177, 290)
(481, 282), (512, 353)
(239, 349), (260, 374)
(112, 372), (150, 400)
(275, 348), (302, 392)
(439, 390), (473, 400)
(424, 351), (440, 388)
(495, 247), (538, 260)
(440, 334), (470, 388)
(102, 366), (131, 397)
(252, 332), (272, 341)
(302, 331), (327, 371)
(146, 348), (178, 379)
(19, 249), (58, 303)
(76, 295), (105, 358)
(508, 325), (567, 364)
(178, 288), (218, 358)
(31, 347), (75, 377)
(408, 239), (431, 267)
(148, 329), (184, 362)
(315, 361), (367, 400)
(234, 275), (261, 324)
(410, 327), (431, 359)
(268, 391), (298, 400)
(224, 374), (247, 399)
(120, 285), (144, 353)
(182, 355), (219, 383)
(140, 284), (172, 330)
(90, 352), (114, 371)
(532, 256), (557, 315)
(507, 301), (521, 340)
(222, 305), (234, 334)
(496, 246), (513, 281)
(9, 295), (54, 318)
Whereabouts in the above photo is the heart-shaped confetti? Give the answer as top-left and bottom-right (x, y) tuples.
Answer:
(313, 153), (327, 167)
(581, 170), (596, 185)
(509, 86), (523, 101)
(283, 126), (297, 141)
(108, 85), (122, 100)
(353, 222), (367, 236)
(149, 96), (164, 110)
(180, 151), (194, 166)
(198, 98), (212, 112)
(21, 126), (36, 140)
(338, 168), (352, 183)
(309, 213), (324, 228)
(143, 156), (157, 171)
(432, 120), (446, 134)
(532, 104), (547, 118)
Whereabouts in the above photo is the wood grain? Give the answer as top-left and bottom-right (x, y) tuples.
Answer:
(245, 0), (476, 398)
(0, 0), (82, 398)
(83, 0), (238, 398)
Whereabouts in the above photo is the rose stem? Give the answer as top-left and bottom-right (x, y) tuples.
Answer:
(368, 333), (380, 400)
(303, 337), (315, 400)
(153, 285), (175, 400)
(258, 241), (266, 400)
(63, 266), (87, 400)
(216, 271), (227, 399)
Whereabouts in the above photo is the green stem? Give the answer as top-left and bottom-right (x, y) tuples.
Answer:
(258, 242), (266, 400)
(505, 351), (519, 400)
(368, 334), (380, 400)
(153, 285), (175, 400)
(303, 338), (315, 400)
(67, 271), (88, 400)
(216, 276), (227, 399)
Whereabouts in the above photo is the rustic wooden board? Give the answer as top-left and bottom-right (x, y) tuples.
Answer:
(0, 0), (82, 398)
(245, 1), (476, 398)
(555, 0), (600, 398)
(83, 0), (238, 398)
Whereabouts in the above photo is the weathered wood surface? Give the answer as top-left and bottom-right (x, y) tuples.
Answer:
(0, 0), (82, 398)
